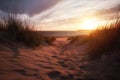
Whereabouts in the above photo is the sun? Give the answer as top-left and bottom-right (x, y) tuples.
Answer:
(80, 18), (100, 30)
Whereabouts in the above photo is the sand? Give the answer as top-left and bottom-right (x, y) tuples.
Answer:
(0, 37), (91, 80)
(0, 37), (120, 80)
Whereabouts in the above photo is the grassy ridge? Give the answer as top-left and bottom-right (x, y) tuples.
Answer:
(87, 18), (120, 59)
(68, 17), (120, 59)
(0, 14), (55, 47)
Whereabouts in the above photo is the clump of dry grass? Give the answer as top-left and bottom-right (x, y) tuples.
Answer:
(0, 20), (6, 32)
(87, 18), (120, 59)
(0, 14), (55, 47)
(68, 15), (120, 59)
(68, 35), (88, 45)
(44, 36), (56, 45)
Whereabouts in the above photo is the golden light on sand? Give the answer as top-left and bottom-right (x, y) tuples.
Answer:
(80, 17), (100, 30)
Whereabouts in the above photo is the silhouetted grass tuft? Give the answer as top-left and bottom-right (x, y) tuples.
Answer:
(68, 35), (88, 45)
(0, 20), (6, 32)
(87, 18), (120, 59)
(68, 15), (120, 60)
(44, 36), (56, 45)
(0, 14), (55, 47)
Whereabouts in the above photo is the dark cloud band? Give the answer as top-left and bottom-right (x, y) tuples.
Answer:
(0, 0), (60, 15)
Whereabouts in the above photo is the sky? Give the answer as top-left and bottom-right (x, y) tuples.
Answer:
(0, 0), (120, 31)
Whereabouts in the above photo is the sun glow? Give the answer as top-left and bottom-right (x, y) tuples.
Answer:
(80, 18), (101, 30)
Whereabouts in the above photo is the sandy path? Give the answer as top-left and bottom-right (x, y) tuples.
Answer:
(0, 38), (92, 80)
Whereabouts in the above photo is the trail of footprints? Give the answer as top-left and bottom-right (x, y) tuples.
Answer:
(0, 40), (95, 80)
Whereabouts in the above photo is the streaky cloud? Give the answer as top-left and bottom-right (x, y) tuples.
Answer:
(0, 0), (61, 15)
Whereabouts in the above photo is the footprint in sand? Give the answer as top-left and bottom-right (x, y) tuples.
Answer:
(13, 69), (38, 76)
(47, 71), (62, 79)
(51, 55), (64, 60)
(51, 55), (58, 58)
(42, 66), (54, 69)
(57, 61), (68, 68)
(47, 71), (74, 80)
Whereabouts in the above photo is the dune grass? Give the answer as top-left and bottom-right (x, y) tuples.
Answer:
(0, 14), (55, 47)
(87, 18), (120, 59)
(68, 16), (120, 59)
(0, 20), (6, 32)
(68, 35), (88, 45)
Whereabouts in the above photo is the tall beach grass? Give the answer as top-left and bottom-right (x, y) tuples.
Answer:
(68, 35), (89, 45)
(68, 15), (120, 59)
(0, 13), (55, 47)
(87, 17), (120, 59)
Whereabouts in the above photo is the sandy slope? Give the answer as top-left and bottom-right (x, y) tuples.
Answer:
(1, 37), (120, 80)
(0, 37), (92, 80)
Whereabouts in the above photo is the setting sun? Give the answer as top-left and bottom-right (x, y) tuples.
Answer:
(80, 18), (100, 30)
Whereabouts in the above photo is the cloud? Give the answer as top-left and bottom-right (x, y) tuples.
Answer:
(92, 4), (120, 20)
(0, 0), (61, 15)
(33, 0), (120, 22)
(0, 10), (7, 18)
(98, 4), (120, 15)
(0, 0), (120, 31)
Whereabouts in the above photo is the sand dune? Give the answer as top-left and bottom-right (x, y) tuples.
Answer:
(0, 37), (120, 80)
(0, 37), (92, 80)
